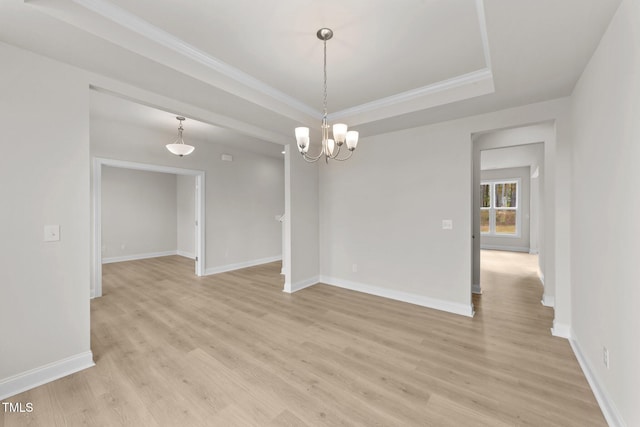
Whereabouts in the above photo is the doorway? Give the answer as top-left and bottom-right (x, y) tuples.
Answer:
(471, 125), (548, 299)
(91, 158), (205, 298)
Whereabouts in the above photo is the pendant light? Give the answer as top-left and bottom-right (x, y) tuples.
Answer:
(166, 116), (195, 157)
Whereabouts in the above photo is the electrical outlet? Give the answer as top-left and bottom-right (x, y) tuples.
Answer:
(603, 346), (610, 369)
(352, 264), (358, 273)
(442, 219), (453, 230)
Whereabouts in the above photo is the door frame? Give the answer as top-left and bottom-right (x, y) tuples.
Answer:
(92, 157), (206, 298)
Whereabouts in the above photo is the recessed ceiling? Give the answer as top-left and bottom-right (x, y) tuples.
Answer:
(104, 0), (488, 111)
(0, 0), (622, 147)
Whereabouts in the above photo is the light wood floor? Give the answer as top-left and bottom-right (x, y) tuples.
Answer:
(2, 251), (606, 426)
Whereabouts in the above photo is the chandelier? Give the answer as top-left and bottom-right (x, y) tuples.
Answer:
(294, 28), (359, 163)
(166, 116), (195, 157)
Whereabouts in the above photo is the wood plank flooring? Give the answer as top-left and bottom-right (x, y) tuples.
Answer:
(2, 251), (606, 426)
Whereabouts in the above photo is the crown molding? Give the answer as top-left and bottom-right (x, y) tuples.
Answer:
(329, 68), (495, 124)
(62, 0), (495, 126)
(475, 0), (492, 70)
(72, 0), (319, 119)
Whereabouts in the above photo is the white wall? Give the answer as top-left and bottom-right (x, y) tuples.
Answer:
(101, 166), (177, 262)
(319, 99), (571, 319)
(90, 113), (284, 275)
(284, 145), (320, 291)
(570, 0), (639, 425)
(177, 174), (196, 259)
(480, 166), (531, 252)
(320, 122), (473, 315)
(0, 42), (93, 398)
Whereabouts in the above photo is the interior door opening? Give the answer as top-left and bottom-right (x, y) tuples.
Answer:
(92, 158), (206, 298)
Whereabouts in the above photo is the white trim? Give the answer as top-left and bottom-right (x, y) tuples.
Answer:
(102, 250), (177, 264)
(475, 0), (492, 69)
(74, 0), (493, 125)
(92, 157), (206, 298)
(472, 283), (482, 294)
(205, 256), (281, 276)
(550, 321), (571, 339)
(177, 250), (196, 260)
(329, 68), (493, 121)
(320, 276), (474, 317)
(282, 145), (292, 293)
(480, 245), (530, 252)
(283, 276), (319, 294)
(569, 332), (626, 427)
(91, 157), (102, 299)
(541, 294), (555, 307)
(0, 351), (94, 400)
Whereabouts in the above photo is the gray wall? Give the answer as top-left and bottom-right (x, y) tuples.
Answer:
(284, 146), (320, 291)
(570, 0), (638, 424)
(90, 112), (284, 280)
(0, 42), (92, 390)
(480, 166), (530, 252)
(101, 167), (177, 262)
(177, 175), (196, 259)
(319, 99), (571, 318)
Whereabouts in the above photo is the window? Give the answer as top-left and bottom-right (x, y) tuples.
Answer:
(480, 180), (519, 236)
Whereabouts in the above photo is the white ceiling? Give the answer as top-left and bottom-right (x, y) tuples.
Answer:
(0, 0), (622, 151)
(481, 143), (543, 171)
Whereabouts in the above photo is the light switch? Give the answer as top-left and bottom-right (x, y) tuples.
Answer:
(44, 225), (60, 242)
(442, 220), (453, 230)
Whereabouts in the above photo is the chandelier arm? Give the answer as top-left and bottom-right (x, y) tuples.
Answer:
(301, 148), (324, 162)
(327, 143), (342, 159)
(332, 149), (354, 162)
(302, 155), (321, 163)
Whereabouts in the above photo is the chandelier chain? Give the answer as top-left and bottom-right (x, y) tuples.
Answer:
(323, 38), (328, 119)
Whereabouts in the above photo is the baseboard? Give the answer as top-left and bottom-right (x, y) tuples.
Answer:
(205, 256), (282, 276)
(102, 250), (177, 264)
(176, 250), (195, 260)
(541, 294), (555, 307)
(472, 283), (482, 294)
(569, 331), (626, 427)
(529, 249), (539, 255)
(319, 276), (474, 317)
(283, 276), (319, 294)
(481, 245), (530, 253)
(550, 321), (571, 339)
(0, 351), (94, 400)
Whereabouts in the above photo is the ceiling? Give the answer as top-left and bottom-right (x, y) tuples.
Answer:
(0, 0), (622, 152)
